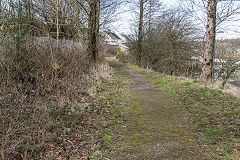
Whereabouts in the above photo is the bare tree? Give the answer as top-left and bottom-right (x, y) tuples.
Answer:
(129, 0), (162, 66)
(145, 0), (162, 33)
(56, 0), (60, 43)
(200, 0), (217, 83)
(0, 0), (2, 30)
(128, 8), (198, 76)
(86, 0), (100, 63)
(216, 40), (240, 88)
(148, 0), (153, 33)
(73, 0), (125, 63)
(136, 0), (144, 66)
(180, 0), (240, 84)
(220, 57), (240, 88)
(100, 0), (126, 29)
(180, 0), (240, 29)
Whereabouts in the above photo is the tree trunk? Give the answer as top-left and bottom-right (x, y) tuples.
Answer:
(87, 0), (100, 63)
(56, 0), (59, 43)
(148, 0), (152, 33)
(0, 0), (2, 30)
(16, 0), (23, 57)
(200, 0), (217, 84)
(137, 0), (144, 66)
(96, 0), (100, 58)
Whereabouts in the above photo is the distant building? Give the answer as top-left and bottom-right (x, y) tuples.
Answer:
(236, 48), (240, 55)
(213, 58), (226, 65)
(191, 56), (203, 63)
(117, 33), (130, 45)
(102, 29), (130, 48)
(102, 29), (122, 45)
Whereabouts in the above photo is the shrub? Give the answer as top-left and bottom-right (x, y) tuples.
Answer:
(100, 44), (118, 56)
(116, 46), (121, 59)
(128, 9), (197, 77)
(0, 35), (112, 159)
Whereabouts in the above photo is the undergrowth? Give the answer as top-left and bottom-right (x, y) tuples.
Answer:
(0, 36), (128, 159)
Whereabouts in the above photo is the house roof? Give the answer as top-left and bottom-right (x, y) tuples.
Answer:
(106, 31), (121, 40)
(120, 34), (130, 41)
(213, 58), (226, 63)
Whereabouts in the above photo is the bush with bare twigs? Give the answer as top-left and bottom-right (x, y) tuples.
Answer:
(0, 35), (113, 159)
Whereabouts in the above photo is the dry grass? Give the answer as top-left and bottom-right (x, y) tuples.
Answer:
(0, 36), (114, 159)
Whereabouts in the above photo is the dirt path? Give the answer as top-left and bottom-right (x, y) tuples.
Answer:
(108, 61), (213, 160)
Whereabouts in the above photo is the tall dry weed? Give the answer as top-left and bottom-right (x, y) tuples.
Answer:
(0, 35), (112, 159)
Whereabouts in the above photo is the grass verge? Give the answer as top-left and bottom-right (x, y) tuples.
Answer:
(126, 64), (240, 160)
(88, 71), (131, 160)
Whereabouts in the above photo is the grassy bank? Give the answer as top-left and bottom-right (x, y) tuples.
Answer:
(126, 64), (240, 159)
(0, 61), (130, 159)
(0, 33), (130, 159)
(87, 71), (130, 160)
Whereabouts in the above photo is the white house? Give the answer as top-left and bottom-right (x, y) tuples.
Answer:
(102, 29), (122, 45)
(102, 29), (130, 47)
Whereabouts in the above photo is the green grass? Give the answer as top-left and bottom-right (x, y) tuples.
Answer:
(86, 70), (131, 159)
(127, 64), (240, 159)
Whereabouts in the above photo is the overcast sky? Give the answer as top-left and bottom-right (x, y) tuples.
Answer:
(111, 0), (240, 39)
(111, 0), (180, 34)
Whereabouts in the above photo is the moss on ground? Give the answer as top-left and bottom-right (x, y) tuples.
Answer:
(108, 61), (213, 159)
(126, 64), (240, 160)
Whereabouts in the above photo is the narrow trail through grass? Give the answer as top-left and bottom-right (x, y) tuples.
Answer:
(108, 61), (214, 160)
